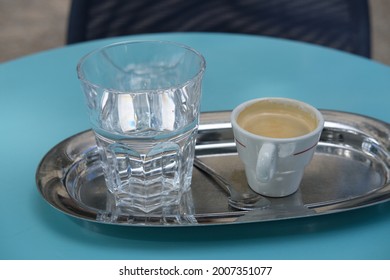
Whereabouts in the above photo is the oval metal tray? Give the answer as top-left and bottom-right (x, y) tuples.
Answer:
(36, 110), (390, 226)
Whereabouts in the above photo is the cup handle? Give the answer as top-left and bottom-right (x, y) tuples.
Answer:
(256, 143), (277, 183)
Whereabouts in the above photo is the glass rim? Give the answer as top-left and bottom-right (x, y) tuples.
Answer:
(76, 40), (206, 93)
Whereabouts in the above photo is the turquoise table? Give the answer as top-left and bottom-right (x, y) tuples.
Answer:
(1, 33), (390, 259)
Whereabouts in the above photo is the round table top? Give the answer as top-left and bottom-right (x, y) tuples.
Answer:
(1, 32), (390, 259)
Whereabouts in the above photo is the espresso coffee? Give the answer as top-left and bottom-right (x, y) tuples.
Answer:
(232, 97), (324, 197)
(237, 100), (317, 138)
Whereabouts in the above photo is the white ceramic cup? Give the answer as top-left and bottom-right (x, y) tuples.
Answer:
(231, 97), (324, 197)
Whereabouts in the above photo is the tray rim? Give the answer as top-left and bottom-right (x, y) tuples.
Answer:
(35, 110), (390, 227)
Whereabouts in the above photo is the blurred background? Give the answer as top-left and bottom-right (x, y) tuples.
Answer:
(0, 0), (389, 65)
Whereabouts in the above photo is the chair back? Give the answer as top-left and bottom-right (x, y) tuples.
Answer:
(67, 0), (370, 57)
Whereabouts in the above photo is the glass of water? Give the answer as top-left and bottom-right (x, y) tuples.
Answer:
(77, 41), (206, 225)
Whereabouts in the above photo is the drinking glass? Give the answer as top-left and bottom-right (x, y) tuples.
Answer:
(77, 41), (206, 224)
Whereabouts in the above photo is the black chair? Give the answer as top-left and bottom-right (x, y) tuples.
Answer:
(67, 0), (371, 57)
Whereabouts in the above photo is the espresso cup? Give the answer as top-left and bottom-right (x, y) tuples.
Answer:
(231, 97), (324, 197)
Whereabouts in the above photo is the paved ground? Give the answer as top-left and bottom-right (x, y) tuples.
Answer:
(0, 0), (70, 62)
(1, 0), (389, 65)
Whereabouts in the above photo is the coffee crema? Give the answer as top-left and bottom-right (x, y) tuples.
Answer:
(237, 100), (318, 138)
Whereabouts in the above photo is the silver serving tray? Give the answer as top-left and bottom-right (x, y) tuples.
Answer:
(36, 110), (390, 226)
